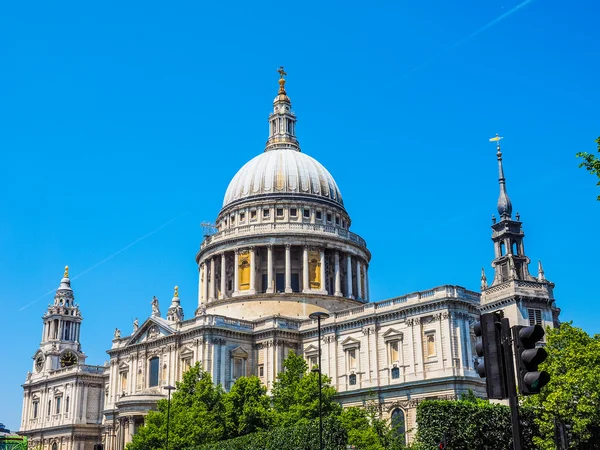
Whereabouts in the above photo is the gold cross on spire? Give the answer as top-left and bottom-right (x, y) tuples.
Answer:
(277, 66), (287, 79)
(489, 133), (503, 149)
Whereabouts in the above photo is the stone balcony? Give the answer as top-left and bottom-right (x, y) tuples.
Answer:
(481, 279), (554, 305)
(200, 222), (367, 250)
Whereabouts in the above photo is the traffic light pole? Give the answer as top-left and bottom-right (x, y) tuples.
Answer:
(501, 318), (522, 450)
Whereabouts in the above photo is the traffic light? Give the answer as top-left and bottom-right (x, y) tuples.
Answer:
(512, 325), (550, 394)
(473, 313), (507, 399)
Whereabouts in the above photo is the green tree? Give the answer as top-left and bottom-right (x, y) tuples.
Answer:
(223, 375), (272, 438)
(576, 136), (600, 200)
(127, 363), (226, 450)
(523, 322), (600, 449)
(340, 406), (388, 450)
(271, 351), (341, 427)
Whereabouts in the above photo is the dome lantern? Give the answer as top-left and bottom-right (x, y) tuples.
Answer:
(265, 66), (300, 152)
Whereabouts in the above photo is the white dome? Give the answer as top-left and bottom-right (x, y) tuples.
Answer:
(223, 149), (344, 208)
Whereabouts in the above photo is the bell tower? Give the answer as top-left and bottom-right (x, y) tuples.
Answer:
(33, 266), (85, 375)
(487, 136), (533, 285)
(480, 137), (560, 329)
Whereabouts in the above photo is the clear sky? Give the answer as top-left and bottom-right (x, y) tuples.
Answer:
(1, 0), (599, 431)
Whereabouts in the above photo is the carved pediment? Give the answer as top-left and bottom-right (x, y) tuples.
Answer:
(126, 317), (175, 346)
(118, 362), (129, 371)
(304, 344), (319, 355)
(231, 346), (249, 359)
(341, 336), (360, 349)
(180, 345), (194, 357)
(382, 328), (404, 341)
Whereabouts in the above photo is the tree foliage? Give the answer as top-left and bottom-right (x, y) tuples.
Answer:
(223, 375), (272, 437)
(126, 353), (404, 450)
(126, 363), (226, 450)
(523, 322), (600, 449)
(340, 404), (406, 450)
(271, 351), (341, 427)
(576, 136), (600, 200)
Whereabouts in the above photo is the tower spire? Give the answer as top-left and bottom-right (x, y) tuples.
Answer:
(265, 66), (300, 152)
(537, 260), (546, 281)
(480, 267), (488, 289)
(490, 134), (512, 220)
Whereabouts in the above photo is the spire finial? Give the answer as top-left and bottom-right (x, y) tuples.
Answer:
(537, 260), (546, 281)
(64, 265), (69, 278)
(174, 285), (179, 298)
(277, 66), (287, 94)
(481, 267), (488, 289)
(490, 134), (512, 219)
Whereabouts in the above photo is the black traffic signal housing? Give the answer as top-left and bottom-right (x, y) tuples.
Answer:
(512, 324), (550, 394)
(473, 313), (508, 399)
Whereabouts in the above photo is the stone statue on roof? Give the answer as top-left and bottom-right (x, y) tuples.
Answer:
(151, 296), (160, 317)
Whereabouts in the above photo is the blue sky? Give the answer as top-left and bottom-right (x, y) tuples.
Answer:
(1, 0), (599, 431)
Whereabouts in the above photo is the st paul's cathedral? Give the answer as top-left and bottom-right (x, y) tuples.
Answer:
(19, 71), (560, 450)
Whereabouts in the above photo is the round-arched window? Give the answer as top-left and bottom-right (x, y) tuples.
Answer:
(52, 443), (58, 450)
(391, 408), (406, 442)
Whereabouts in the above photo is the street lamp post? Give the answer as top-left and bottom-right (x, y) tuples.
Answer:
(309, 311), (330, 450)
(163, 385), (176, 450)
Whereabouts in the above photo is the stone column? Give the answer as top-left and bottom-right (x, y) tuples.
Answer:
(220, 341), (227, 388)
(266, 245), (274, 293)
(414, 320), (424, 377)
(346, 254), (354, 299)
(320, 248), (326, 293)
(234, 249), (240, 294)
(334, 251), (342, 296)
(220, 253), (226, 299)
(82, 383), (88, 422)
(364, 265), (370, 301)
(249, 247), (256, 294)
(202, 262), (208, 303)
(356, 259), (363, 300)
(465, 318), (473, 371)
(285, 244), (292, 293)
(436, 316), (444, 370)
(302, 246), (309, 292)
(198, 264), (202, 306)
(209, 257), (215, 301)
(128, 416), (135, 444)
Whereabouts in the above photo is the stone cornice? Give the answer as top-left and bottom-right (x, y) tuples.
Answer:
(479, 294), (555, 313)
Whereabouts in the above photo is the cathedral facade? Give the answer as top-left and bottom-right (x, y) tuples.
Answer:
(20, 72), (560, 449)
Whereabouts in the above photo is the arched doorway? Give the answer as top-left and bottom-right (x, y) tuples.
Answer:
(52, 443), (58, 450)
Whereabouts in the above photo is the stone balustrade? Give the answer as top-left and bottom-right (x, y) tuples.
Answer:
(201, 222), (367, 250)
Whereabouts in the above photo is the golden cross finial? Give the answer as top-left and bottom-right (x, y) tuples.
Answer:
(174, 285), (179, 297)
(489, 133), (503, 149)
(64, 265), (69, 278)
(277, 66), (287, 94)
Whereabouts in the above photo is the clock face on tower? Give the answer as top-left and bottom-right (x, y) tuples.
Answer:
(35, 354), (44, 372)
(60, 351), (77, 368)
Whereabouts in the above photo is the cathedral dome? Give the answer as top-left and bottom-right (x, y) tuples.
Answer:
(222, 149), (344, 208)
